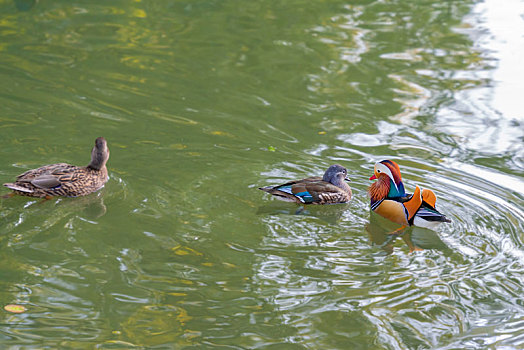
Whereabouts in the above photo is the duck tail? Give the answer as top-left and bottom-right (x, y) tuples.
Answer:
(417, 206), (451, 223)
(259, 186), (303, 203)
(420, 188), (451, 222)
(3, 183), (33, 193)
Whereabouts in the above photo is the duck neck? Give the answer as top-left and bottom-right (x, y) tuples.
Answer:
(330, 175), (349, 191)
(369, 174), (390, 203)
(87, 161), (105, 171)
(88, 150), (107, 170)
(387, 179), (405, 198)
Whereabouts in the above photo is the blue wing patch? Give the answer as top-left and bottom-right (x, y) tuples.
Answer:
(294, 191), (313, 203)
(276, 186), (312, 203)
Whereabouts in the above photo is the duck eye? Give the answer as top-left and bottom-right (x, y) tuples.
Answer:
(377, 170), (381, 173)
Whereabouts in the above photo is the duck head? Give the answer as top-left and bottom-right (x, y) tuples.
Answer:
(323, 164), (351, 186)
(369, 160), (406, 201)
(88, 137), (110, 170)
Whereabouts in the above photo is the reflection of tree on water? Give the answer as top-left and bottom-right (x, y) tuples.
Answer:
(366, 211), (449, 254)
(13, 0), (37, 12)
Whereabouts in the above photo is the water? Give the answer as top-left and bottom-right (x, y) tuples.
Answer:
(0, 0), (523, 348)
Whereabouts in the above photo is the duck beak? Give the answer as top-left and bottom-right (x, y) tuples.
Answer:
(344, 176), (351, 182)
(369, 174), (377, 180)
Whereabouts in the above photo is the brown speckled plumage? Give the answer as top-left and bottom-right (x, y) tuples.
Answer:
(3, 137), (109, 198)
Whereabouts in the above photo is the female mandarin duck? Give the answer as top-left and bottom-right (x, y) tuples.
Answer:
(368, 160), (450, 230)
(259, 164), (352, 204)
(3, 137), (109, 198)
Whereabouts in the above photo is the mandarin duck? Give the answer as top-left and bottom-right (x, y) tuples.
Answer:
(259, 164), (352, 204)
(368, 160), (450, 230)
(3, 137), (109, 198)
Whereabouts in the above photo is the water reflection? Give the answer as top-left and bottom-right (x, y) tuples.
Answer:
(1, 0), (524, 348)
(366, 211), (450, 254)
(13, 0), (37, 12)
(435, 0), (524, 157)
(473, 0), (524, 120)
(257, 202), (348, 225)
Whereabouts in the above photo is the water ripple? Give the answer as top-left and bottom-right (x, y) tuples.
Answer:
(0, 0), (523, 348)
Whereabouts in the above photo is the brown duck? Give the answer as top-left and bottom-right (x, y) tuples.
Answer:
(3, 137), (109, 198)
(259, 164), (352, 204)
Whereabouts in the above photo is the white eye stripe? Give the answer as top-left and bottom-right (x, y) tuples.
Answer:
(374, 162), (398, 191)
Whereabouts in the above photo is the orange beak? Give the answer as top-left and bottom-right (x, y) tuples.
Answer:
(369, 174), (377, 180)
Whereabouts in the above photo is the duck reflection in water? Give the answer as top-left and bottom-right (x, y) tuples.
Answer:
(256, 201), (349, 224)
(60, 191), (108, 219)
(366, 211), (449, 254)
(13, 0), (37, 12)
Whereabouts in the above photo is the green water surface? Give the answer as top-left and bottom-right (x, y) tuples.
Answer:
(1, 0), (523, 349)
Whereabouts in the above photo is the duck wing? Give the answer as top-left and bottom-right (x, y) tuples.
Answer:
(17, 164), (80, 189)
(16, 163), (72, 181)
(284, 180), (347, 204)
(259, 177), (322, 203)
(30, 175), (62, 189)
(415, 205), (451, 222)
(417, 188), (450, 223)
(260, 177), (348, 204)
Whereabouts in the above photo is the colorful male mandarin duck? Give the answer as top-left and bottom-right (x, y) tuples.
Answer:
(368, 160), (450, 230)
(3, 137), (109, 198)
(259, 164), (352, 204)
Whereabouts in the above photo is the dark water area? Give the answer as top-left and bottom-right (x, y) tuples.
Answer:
(0, 0), (523, 348)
